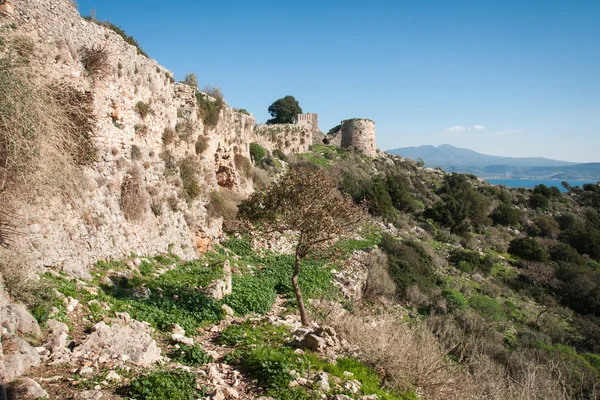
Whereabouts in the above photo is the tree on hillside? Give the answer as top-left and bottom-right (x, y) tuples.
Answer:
(266, 95), (302, 124)
(238, 165), (366, 325)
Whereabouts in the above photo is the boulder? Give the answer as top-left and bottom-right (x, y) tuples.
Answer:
(7, 304), (42, 337)
(205, 260), (232, 300)
(72, 319), (161, 366)
(2, 335), (41, 382)
(13, 377), (48, 399)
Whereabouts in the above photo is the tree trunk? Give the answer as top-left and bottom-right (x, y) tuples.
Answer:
(292, 250), (309, 326)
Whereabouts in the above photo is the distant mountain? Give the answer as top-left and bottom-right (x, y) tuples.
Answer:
(386, 144), (600, 180)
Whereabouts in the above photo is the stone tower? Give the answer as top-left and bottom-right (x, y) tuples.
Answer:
(340, 119), (376, 157)
(296, 113), (319, 133)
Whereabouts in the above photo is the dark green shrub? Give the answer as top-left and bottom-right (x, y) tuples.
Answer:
(169, 344), (213, 366)
(118, 370), (204, 400)
(491, 203), (521, 227)
(529, 193), (549, 210)
(226, 275), (277, 315)
(362, 178), (396, 220)
(272, 148), (287, 161)
(424, 174), (490, 234)
(179, 156), (201, 201)
(508, 237), (547, 262)
(549, 243), (585, 266)
(249, 142), (265, 163)
(379, 233), (440, 297)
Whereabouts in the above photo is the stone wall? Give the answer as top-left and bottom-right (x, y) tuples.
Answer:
(0, 0), (315, 278)
(340, 119), (377, 157)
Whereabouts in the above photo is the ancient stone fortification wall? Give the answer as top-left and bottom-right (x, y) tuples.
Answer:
(253, 124), (314, 155)
(0, 0), (313, 278)
(340, 119), (377, 157)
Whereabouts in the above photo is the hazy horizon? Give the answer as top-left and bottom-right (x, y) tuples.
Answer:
(76, 0), (600, 163)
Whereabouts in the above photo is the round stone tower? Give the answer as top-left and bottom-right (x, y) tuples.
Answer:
(340, 119), (376, 157)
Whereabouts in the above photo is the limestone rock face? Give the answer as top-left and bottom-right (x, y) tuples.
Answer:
(12, 377), (49, 399)
(2, 335), (41, 382)
(72, 318), (162, 366)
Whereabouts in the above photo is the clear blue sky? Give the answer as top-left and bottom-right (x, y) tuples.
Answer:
(77, 0), (600, 163)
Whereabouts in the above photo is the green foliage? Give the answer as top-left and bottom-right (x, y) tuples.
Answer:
(267, 95), (302, 124)
(379, 233), (441, 297)
(179, 156), (201, 201)
(443, 289), (467, 310)
(196, 89), (224, 128)
(468, 295), (505, 322)
(508, 237), (547, 262)
(134, 101), (151, 119)
(219, 321), (291, 347)
(104, 259), (225, 334)
(529, 193), (549, 210)
(249, 142), (265, 163)
(449, 249), (495, 275)
(222, 236), (254, 257)
(238, 346), (303, 388)
(272, 148), (287, 160)
(491, 202), (521, 227)
(226, 274), (277, 315)
(119, 370), (204, 400)
(424, 174), (490, 235)
(169, 344), (213, 366)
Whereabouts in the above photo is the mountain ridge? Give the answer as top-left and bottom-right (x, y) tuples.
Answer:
(386, 144), (599, 180)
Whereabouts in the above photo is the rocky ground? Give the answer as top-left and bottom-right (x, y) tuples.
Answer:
(4, 231), (411, 400)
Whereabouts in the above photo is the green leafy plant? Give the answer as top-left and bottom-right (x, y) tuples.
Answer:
(249, 142), (265, 163)
(118, 370), (204, 400)
(169, 344), (213, 366)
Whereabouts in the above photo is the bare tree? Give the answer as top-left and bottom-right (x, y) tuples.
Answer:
(238, 164), (366, 325)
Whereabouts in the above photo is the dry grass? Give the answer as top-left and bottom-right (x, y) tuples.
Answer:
(0, 58), (94, 199)
(332, 310), (470, 399)
(331, 309), (576, 400)
(363, 249), (396, 298)
(206, 189), (243, 221)
(120, 166), (148, 221)
(79, 45), (110, 78)
(0, 249), (42, 306)
(234, 154), (252, 179)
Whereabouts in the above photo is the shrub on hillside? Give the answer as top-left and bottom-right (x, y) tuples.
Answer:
(181, 72), (198, 88)
(195, 136), (209, 155)
(529, 193), (549, 210)
(120, 166), (148, 221)
(379, 233), (441, 299)
(196, 87), (224, 129)
(179, 156), (201, 201)
(424, 174), (490, 234)
(508, 237), (547, 262)
(206, 190), (242, 221)
(134, 101), (151, 119)
(234, 154), (252, 179)
(162, 127), (176, 145)
(468, 295), (505, 322)
(491, 202), (521, 227)
(79, 45), (110, 77)
(249, 142), (265, 164)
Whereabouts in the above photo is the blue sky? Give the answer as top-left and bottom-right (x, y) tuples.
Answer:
(77, 0), (600, 162)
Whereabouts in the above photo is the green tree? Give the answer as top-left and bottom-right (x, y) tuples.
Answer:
(238, 165), (365, 325)
(266, 96), (302, 124)
(508, 237), (547, 262)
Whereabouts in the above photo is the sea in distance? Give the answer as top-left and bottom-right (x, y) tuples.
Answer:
(486, 179), (598, 192)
